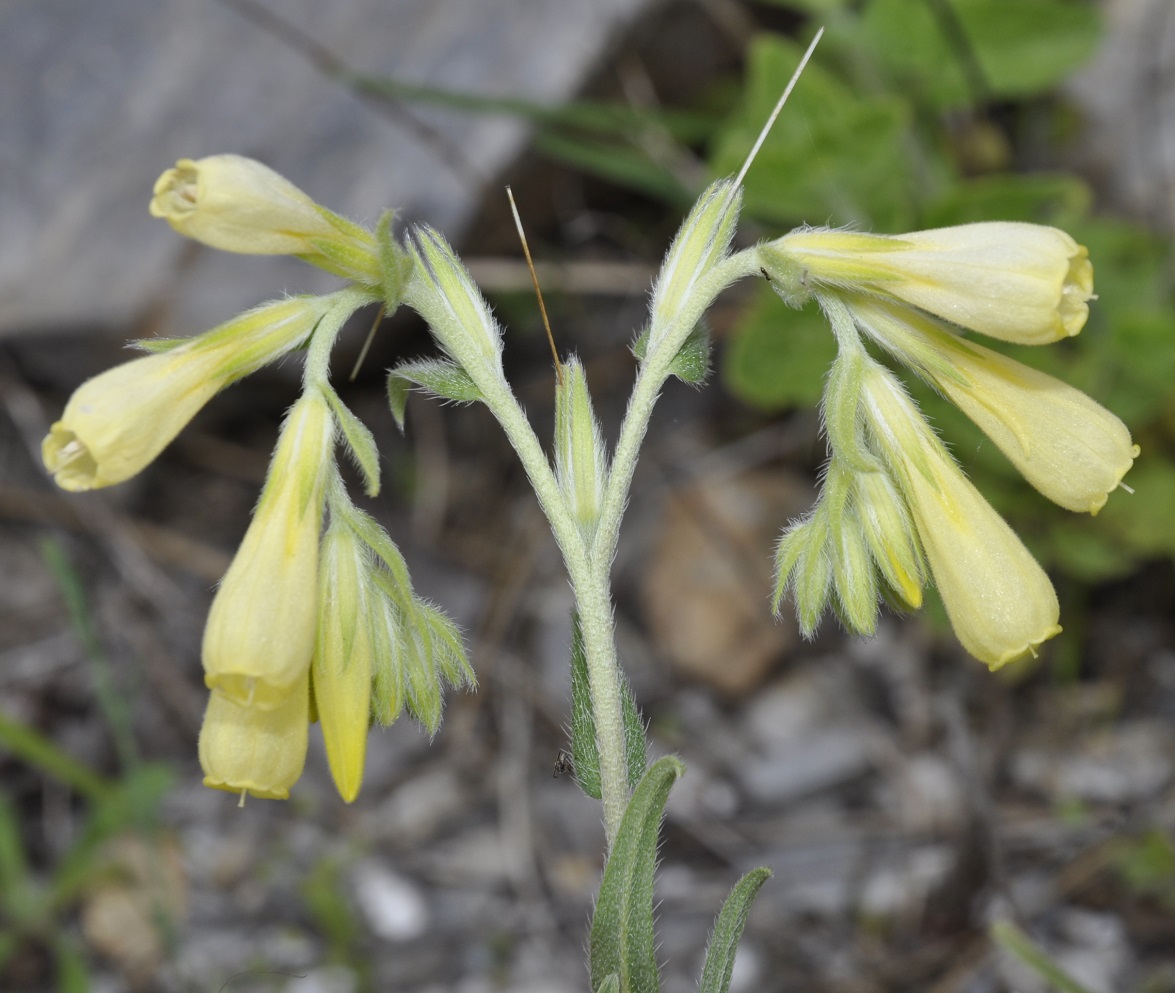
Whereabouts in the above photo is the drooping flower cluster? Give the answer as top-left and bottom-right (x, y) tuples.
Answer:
(43, 156), (472, 801)
(760, 222), (1138, 668)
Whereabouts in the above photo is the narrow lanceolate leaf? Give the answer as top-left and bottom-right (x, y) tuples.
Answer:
(128, 337), (189, 354)
(570, 610), (646, 797)
(697, 868), (772, 993)
(387, 358), (483, 431)
(590, 756), (685, 993)
(569, 611), (602, 800)
(417, 598), (475, 689)
(622, 677), (647, 791)
(322, 386), (381, 497)
(666, 323), (712, 385)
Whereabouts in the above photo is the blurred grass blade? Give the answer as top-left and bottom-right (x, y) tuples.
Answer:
(697, 867), (772, 993)
(0, 710), (111, 802)
(0, 794), (34, 921)
(533, 131), (693, 206)
(351, 73), (714, 142)
(40, 538), (139, 769)
(590, 755), (685, 993)
(990, 920), (1097, 993)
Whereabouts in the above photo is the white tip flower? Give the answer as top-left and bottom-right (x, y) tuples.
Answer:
(762, 222), (1093, 344)
(202, 391), (334, 709)
(42, 297), (330, 491)
(861, 363), (1061, 668)
(149, 155), (378, 281)
(198, 677), (310, 801)
(847, 296), (1138, 514)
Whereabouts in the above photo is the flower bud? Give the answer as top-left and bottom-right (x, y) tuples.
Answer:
(42, 297), (330, 491)
(646, 180), (741, 356)
(198, 677), (310, 800)
(554, 357), (608, 537)
(311, 524), (374, 803)
(150, 155), (378, 280)
(202, 391), (334, 708)
(851, 466), (925, 611)
(405, 226), (507, 394)
(862, 364), (1061, 668)
(764, 222), (1093, 344)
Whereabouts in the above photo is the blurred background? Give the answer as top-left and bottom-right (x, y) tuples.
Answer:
(2, 0), (1175, 990)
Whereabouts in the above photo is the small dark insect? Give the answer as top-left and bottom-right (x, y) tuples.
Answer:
(760, 267), (773, 282)
(552, 749), (575, 779)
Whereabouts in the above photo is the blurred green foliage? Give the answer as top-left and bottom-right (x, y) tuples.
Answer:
(712, 0), (1175, 587)
(0, 542), (175, 990)
(1111, 829), (1175, 910)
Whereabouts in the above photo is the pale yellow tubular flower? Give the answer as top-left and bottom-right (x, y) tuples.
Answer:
(862, 364), (1061, 669)
(149, 155), (378, 280)
(311, 524), (374, 803)
(850, 297), (1138, 514)
(202, 391), (334, 708)
(768, 222), (1092, 344)
(198, 676), (310, 800)
(42, 297), (329, 492)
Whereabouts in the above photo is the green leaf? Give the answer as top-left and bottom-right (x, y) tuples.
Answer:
(622, 680), (647, 792)
(570, 611), (601, 800)
(387, 358), (483, 430)
(570, 611), (647, 798)
(956, 0), (1101, 98)
(1095, 461), (1175, 562)
(590, 756), (685, 993)
(697, 868), (772, 993)
(710, 34), (918, 229)
(128, 337), (189, 353)
(861, 0), (1100, 109)
(723, 286), (836, 410)
(596, 976), (621, 993)
(924, 173), (1091, 228)
(342, 506), (416, 607)
(322, 387), (381, 497)
(417, 598), (475, 689)
(403, 622), (443, 736)
(667, 323), (712, 385)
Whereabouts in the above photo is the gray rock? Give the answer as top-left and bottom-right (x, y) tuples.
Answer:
(1012, 720), (1174, 804)
(737, 726), (873, 806)
(1, 0), (650, 338)
(351, 859), (431, 941)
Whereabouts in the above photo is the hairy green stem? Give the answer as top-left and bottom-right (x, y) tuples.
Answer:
(401, 244), (760, 850)
(592, 248), (762, 568)
(303, 286), (380, 391)
(478, 380), (631, 846)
